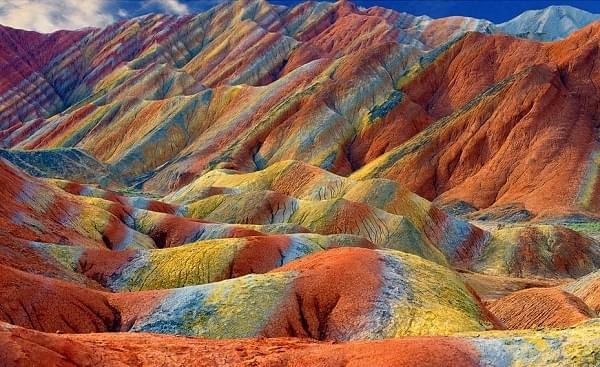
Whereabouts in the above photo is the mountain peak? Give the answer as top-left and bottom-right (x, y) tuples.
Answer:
(498, 5), (600, 41)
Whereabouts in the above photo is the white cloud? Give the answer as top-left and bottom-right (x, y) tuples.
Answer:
(0, 0), (114, 33)
(117, 8), (128, 17)
(145, 0), (189, 15)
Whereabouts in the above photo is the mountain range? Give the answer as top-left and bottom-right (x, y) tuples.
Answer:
(2, 1), (600, 366)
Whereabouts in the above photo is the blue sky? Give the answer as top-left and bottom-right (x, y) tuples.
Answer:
(329, 1), (600, 22)
(2, 0), (600, 33)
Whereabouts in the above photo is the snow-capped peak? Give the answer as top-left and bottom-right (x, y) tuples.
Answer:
(498, 5), (600, 41)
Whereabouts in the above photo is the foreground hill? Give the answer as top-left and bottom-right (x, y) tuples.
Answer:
(2, 320), (599, 366)
(1, 149), (599, 362)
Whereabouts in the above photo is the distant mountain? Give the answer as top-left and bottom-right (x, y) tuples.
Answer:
(352, 23), (600, 220)
(1, 0), (600, 220)
(498, 5), (600, 41)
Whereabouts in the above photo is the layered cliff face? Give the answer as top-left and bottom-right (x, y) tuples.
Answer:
(0, 26), (91, 131)
(0, 0), (505, 192)
(353, 25), (600, 220)
(2, 0), (600, 365)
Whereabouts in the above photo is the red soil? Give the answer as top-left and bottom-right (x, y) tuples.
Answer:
(0, 265), (118, 333)
(263, 248), (383, 340)
(489, 287), (596, 329)
(0, 323), (480, 367)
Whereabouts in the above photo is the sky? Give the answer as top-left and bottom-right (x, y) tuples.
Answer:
(2, 0), (600, 33)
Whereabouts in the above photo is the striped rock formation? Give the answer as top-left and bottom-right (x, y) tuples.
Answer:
(351, 24), (600, 220)
(1, 0), (600, 365)
(564, 270), (600, 313)
(0, 248), (497, 339)
(489, 287), (596, 329)
(1, 1), (600, 222)
(0, 3), (598, 223)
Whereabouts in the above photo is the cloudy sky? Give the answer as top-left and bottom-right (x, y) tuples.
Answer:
(0, 0), (209, 33)
(2, 0), (600, 33)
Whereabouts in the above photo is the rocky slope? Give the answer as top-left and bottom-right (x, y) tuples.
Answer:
(352, 25), (600, 220)
(1, 1), (599, 221)
(2, 320), (600, 366)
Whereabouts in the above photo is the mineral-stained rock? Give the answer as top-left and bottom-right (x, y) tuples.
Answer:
(563, 270), (600, 313)
(2, 320), (600, 367)
(352, 25), (600, 219)
(2, 1), (600, 364)
(489, 287), (596, 329)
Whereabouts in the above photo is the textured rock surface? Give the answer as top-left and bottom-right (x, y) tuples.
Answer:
(489, 287), (596, 329)
(0, 247), (496, 339)
(352, 25), (600, 219)
(1, 0), (600, 364)
(2, 320), (600, 366)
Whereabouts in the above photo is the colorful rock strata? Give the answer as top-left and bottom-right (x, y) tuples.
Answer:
(1, 0), (600, 365)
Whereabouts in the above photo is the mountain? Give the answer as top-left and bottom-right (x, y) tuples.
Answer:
(0, 26), (92, 131)
(352, 25), (600, 220)
(498, 5), (600, 41)
(1, 1), (599, 221)
(2, 0), (600, 365)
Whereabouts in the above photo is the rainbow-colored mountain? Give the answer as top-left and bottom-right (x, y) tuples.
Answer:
(2, 1), (600, 365)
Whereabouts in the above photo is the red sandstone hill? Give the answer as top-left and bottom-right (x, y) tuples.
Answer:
(3, 12), (600, 220)
(353, 23), (600, 220)
(489, 287), (597, 329)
